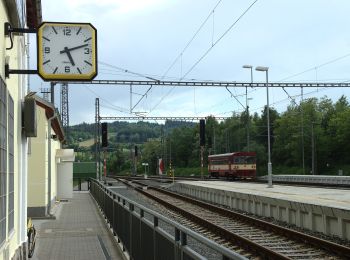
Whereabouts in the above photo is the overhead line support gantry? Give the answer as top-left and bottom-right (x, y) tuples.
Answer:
(67, 80), (350, 88)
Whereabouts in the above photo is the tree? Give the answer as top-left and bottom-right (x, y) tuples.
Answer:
(141, 140), (162, 175)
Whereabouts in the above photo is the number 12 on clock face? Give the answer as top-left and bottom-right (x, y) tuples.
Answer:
(37, 22), (97, 81)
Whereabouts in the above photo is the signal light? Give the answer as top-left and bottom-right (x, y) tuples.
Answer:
(200, 119), (205, 146)
(101, 122), (108, 147)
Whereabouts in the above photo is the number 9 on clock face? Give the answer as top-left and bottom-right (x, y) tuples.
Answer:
(37, 22), (98, 81)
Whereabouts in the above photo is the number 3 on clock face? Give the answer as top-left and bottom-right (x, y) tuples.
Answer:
(37, 22), (98, 81)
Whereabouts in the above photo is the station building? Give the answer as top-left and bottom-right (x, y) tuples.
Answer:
(0, 0), (42, 259)
(27, 94), (66, 218)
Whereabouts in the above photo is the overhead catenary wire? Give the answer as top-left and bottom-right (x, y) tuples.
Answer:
(96, 42), (350, 120)
(132, 0), (224, 112)
(181, 0), (259, 80)
(149, 0), (259, 114)
(277, 53), (350, 108)
(225, 87), (245, 109)
(278, 52), (350, 82)
(234, 52), (350, 111)
(99, 61), (159, 81)
(85, 85), (130, 114)
(161, 0), (223, 80)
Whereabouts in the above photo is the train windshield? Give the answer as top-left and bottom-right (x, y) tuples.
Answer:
(233, 156), (256, 164)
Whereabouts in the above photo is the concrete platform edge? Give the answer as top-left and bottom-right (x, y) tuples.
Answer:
(169, 182), (350, 241)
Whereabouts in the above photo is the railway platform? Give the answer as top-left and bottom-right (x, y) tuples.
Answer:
(169, 180), (350, 240)
(30, 191), (126, 260)
(258, 174), (350, 186)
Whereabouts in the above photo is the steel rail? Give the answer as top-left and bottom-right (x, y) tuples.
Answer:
(114, 177), (350, 258)
(117, 178), (287, 259)
(148, 184), (350, 259)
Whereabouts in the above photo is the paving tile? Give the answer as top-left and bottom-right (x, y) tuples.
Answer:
(31, 192), (125, 260)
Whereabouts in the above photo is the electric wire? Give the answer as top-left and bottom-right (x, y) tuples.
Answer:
(150, 0), (259, 114)
(235, 52), (350, 112)
(225, 87), (245, 109)
(84, 85), (130, 114)
(134, 0), (223, 112)
(181, 0), (259, 80)
(278, 52), (350, 82)
(278, 52), (350, 108)
(161, 0), (223, 79)
(97, 49), (350, 120)
(99, 61), (159, 81)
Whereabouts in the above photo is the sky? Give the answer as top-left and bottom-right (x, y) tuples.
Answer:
(29, 0), (350, 125)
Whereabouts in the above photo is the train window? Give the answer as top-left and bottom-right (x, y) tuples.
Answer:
(233, 156), (256, 164)
(211, 160), (227, 165)
(233, 157), (244, 163)
(245, 156), (256, 164)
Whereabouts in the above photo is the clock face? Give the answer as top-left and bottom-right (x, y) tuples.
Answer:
(37, 22), (97, 81)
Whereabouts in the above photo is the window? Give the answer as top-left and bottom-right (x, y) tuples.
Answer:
(211, 160), (228, 165)
(245, 156), (256, 164)
(0, 77), (7, 245)
(233, 156), (256, 164)
(8, 95), (14, 233)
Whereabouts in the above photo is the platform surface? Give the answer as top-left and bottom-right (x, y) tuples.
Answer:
(31, 192), (125, 260)
(179, 181), (350, 211)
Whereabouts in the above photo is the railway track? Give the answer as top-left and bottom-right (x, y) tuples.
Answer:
(112, 175), (350, 189)
(115, 178), (350, 259)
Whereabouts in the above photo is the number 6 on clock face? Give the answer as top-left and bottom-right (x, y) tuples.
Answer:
(37, 22), (98, 81)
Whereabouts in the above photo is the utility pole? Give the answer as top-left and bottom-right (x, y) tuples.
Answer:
(95, 98), (100, 179)
(311, 122), (316, 175)
(301, 87), (305, 174)
(243, 65), (253, 151)
(213, 126), (216, 154)
(50, 82), (56, 104)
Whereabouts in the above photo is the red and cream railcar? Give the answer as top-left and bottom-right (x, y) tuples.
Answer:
(208, 152), (256, 179)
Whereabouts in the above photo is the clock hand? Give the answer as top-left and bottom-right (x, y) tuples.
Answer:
(62, 47), (75, 66)
(60, 44), (89, 53)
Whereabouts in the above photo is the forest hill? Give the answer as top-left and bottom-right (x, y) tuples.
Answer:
(69, 96), (350, 176)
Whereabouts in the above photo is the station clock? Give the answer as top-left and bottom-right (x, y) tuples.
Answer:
(37, 22), (97, 81)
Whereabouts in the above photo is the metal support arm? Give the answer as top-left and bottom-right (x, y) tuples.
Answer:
(5, 64), (38, 78)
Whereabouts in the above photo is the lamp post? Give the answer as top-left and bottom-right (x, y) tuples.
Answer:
(255, 66), (272, 188)
(242, 65), (253, 151)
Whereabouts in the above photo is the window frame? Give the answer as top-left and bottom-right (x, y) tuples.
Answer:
(0, 77), (7, 246)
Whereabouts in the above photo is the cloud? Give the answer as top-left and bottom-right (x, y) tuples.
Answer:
(32, 0), (350, 125)
(43, 0), (167, 21)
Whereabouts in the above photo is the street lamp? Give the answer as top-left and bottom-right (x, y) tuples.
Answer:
(242, 65), (253, 151)
(255, 66), (272, 188)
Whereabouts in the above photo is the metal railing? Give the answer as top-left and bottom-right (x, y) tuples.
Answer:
(73, 178), (91, 191)
(90, 179), (246, 260)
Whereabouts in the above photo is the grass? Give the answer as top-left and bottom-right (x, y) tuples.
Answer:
(79, 138), (95, 147)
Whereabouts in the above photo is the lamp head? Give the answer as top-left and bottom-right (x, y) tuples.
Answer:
(255, 66), (269, 72)
(242, 65), (253, 69)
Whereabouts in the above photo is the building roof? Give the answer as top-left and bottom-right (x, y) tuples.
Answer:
(4, 0), (42, 28)
(26, 93), (65, 143)
(26, 0), (42, 28)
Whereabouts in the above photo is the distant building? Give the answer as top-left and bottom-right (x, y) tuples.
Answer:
(0, 0), (42, 259)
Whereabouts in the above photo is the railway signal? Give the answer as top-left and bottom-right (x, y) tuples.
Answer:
(199, 119), (205, 179)
(101, 122), (108, 147)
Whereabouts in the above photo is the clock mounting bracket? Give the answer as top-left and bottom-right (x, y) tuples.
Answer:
(4, 22), (38, 78)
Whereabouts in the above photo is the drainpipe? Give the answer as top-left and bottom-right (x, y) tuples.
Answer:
(48, 113), (57, 215)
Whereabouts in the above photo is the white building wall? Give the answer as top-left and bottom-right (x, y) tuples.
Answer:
(28, 105), (63, 216)
(0, 0), (29, 259)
